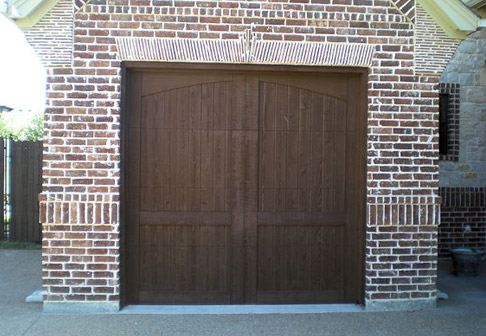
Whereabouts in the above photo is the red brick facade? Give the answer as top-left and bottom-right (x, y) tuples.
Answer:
(40, 0), (443, 312)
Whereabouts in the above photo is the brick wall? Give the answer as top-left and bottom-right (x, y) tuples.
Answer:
(40, 193), (119, 304)
(23, 0), (73, 68)
(439, 187), (486, 257)
(41, 0), (444, 312)
(415, 3), (461, 76)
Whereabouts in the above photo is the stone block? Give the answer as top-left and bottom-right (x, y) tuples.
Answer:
(458, 41), (476, 53)
(459, 73), (474, 85)
(366, 298), (436, 311)
(43, 302), (120, 313)
(439, 161), (456, 171)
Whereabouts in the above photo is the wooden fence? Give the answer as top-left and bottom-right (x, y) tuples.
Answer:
(0, 139), (4, 241)
(1, 140), (43, 242)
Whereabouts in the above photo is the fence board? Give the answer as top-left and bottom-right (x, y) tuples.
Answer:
(9, 140), (43, 242)
(0, 139), (3, 241)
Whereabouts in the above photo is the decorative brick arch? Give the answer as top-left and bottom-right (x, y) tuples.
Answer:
(74, 0), (90, 13)
(116, 35), (375, 67)
(390, 0), (415, 23)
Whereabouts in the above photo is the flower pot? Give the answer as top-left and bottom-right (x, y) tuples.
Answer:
(450, 247), (485, 276)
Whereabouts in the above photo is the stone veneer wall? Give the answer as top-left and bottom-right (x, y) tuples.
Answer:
(41, 0), (443, 312)
(439, 29), (486, 257)
(440, 29), (486, 187)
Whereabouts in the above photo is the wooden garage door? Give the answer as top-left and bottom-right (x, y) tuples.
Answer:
(125, 67), (364, 305)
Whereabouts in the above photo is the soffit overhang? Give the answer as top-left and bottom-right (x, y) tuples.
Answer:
(418, 0), (483, 39)
(0, 0), (61, 29)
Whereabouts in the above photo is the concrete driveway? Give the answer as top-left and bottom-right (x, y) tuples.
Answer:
(1, 249), (485, 336)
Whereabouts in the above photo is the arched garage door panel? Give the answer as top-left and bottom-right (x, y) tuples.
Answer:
(125, 68), (364, 305)
(257, 81), (349, 303)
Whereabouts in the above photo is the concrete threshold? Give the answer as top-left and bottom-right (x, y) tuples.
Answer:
(120, 304), (364, 315)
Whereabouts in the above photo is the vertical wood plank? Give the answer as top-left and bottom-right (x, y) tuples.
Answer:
(34, 141), (42, 240)
(177, 88), (190, 211)
(344, 75), (361, 302)
(322, 97), (335, 212)
(140, 95), (156, 211)
(153, 94), (165, 211)
(260, 82), (276, 211)
(201, 83), (214, 211)
(275, 84), (288, 210)
(335, 101), (347, 213)
(167, 90), (178, 211)
(26, 143), (32, 240)
(191, 86), (202, 210)
(230, 75), (258, 303)
(213, 130), (226, 211)
(126, 70), (142, 303)
(10, 141), (17, 241)
(0, 139), (4, 242)
(244, 76), (259, 302)
(9, 140), (42, 242)
(214, 82), (226, 131)
(161, 92), (171, 211)
(286, 130), (299, 211)
(298, 89), (311, 211)
(310, 93), (323, 211)
(285, 87), (299, 211)
(200, 129), (214, 211)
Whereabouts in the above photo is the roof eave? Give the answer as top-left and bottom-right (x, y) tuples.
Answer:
(418, 0), (481, 39)
(463, 0), (486, 9)
(9, 0), (61, 29)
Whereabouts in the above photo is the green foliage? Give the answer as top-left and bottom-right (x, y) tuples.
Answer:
(0, 110), (44, 141)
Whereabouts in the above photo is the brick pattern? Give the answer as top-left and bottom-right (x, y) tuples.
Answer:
(75, 0), (90, 12)
(42, 223), (119, 302)
(41, 0), (444, 308)
(366, 225), (437, 301)
(23, 0), (73, 67)
(42, 221), (119, 298)
(368, 197), (439, 226)
(40, 193), (120, 302)
(415, 3), (461, 76)
(439, 83), (460, 162)
(39, 194), (118, 225)
(42, 62), (120, 302)
(390, 0), (415, 23)
(439, 187), (486, 257)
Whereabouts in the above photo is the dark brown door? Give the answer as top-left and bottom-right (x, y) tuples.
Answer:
(125, 67), (364, 304)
